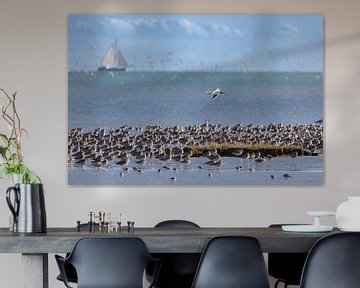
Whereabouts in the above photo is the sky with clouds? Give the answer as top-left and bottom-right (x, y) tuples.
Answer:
(68, 15), (323, 72)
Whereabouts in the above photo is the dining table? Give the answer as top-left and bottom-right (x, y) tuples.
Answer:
(0, 226), (339, 288)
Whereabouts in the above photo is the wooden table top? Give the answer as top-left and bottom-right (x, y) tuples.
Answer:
(0, 227), (339, 253)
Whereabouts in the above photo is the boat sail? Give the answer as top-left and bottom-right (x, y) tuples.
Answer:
(98, 41), (127, 71)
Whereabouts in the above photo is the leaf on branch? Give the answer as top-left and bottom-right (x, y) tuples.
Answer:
(0, 168), (9, 179)
(0, 133), (9, 141)
(1, 147), (9, 158)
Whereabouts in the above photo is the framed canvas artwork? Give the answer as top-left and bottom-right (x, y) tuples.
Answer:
(68, 15), (323, 185)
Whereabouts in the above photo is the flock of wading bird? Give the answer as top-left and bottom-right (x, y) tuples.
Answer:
(68, 120), (323, 181)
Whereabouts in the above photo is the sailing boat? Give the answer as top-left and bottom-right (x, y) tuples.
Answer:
(98, 40), (127, 72)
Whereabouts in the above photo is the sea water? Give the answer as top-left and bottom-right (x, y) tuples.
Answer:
(68, 71), (323, 185)
(69, 156), (323, 185)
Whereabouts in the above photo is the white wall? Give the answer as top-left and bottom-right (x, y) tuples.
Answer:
(1, 0), (360, 287)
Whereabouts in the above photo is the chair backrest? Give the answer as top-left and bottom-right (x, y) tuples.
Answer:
(155, 220), (200, 228)
(300, 232), (360, 288)
(191, 236), (270, 288)
(268, 224), (308, 285)
(67, 237), (154, 288)
(151, 220), (201, 286)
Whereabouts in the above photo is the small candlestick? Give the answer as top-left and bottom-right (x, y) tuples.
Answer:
(88, 211), (93, 232)
(127, 221), (135, 233)
(77, 221), (81, 232)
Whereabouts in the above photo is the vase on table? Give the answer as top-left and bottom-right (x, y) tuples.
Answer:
(6, 183), (47, 233)
(336, 197), (360, 231)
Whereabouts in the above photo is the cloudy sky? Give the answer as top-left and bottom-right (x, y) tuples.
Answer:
(68, 15), (323, 72)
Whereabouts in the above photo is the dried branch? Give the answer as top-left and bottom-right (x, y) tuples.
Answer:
(0, 88), (39, 183)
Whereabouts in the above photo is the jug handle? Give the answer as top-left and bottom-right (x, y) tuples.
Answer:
(6, 186), (20, 224)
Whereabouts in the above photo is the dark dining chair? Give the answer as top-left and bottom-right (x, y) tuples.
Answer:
(300, 232), (360, 288)
(56, 223), (99, 284)
(147, 220), (201, 288)
(268, 224), (308, 288)
(191, 236), (270, 288)
(56, 262), (77, 284)
(55, 237), (161, 288)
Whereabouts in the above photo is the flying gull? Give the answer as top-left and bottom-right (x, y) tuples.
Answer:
(206, 88), (224, 100)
